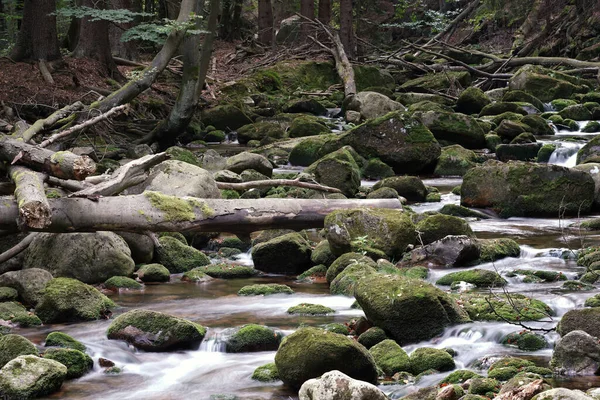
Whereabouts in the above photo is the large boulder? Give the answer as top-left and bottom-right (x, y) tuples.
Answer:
(0, 334), (38, 369)
(236, 121), (286, 145)
(461, 160), (595, 217)
(0, 268), (52, 306)
(23, 232), (135, 284)
(0, 355), (67, 399)
(224, 324), (283, 353)
(333, 111), (441, 174)
(133, 160), (221, 198)
(456, 87), (491, 115)
(107, 309), (206, 351)
(251, 232), (312, 275)
(200, 105), (252, 131)
(415, 214), (474, 245)
(344, 91), (405, 120)
(154, 236), (211, 273)
(354, 274), (470, 344)
(116, 232), (154, 264)
(557, 308), (600, 338)
(305, 147), (361, 197)
(401, 235), (481, 268)
(42, 348), (93, 379)
(288, 115), (329, 138)
(274, 327), (378, 389)
(372, 176), (427, 201)
(577, 136), (600, 165)
(550, 330), (600, 376)
(418, 110), (486, 149)
(324, 208), (416, 259)
(509, 65), (586, 102)
(35, 278), (115, 323)
(369, 339), (411, 376)
(225, 152), (273, 177)
(298, 370), (388, 400)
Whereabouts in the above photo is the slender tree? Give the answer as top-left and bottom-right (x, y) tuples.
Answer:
(339, 0), (354, 58)
(300, 0), (315, 38)
(10, 0), (61, 61)
(258, 0), (274, 45)
(109, 0), (140, 60)
(318, 0), (331, 24)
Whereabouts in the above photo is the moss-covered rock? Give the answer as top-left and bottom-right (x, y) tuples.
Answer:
(419, 110), (486, 149)
(310, 240), (337, 267)
(226, 152), (273, 178)
(237, 121), (285, 145)
(326, 252), (377, 283)
(509, 65), (585, 102)
(372, 176), (427, 201)
(251, 232), (312, 275)
(415, 214), (474, 245)
(274, 327), (378, 389)
(107, 309), (206, 351)
(155, 236), (211, 273)
(200, 105), (252, 131)
(287, 303), (335, 315)
(503, 90), (545, 113)
(434, 145), (482, 176)
(330, 263), (377, 296)
(0, 301), (42, 327)
(0, 287), (18, 302)
(461, 160), (595, 217)
(43, 348), (93, 379)
(225, 324), (282, 352)
(45, 332), (85, 352)
(0, 355), (67, 399)
(496, 143), (543, 162)
(560, 104), (592, 121)
(362, 158), (395, 180)
(104, 276), (143, 290)
(456, 87), (491, 115)
(477, 238), (521, 262)
(501, 331), (548, 351)
(400, 71), (471, 92)
(358, 327), (387, 349)
(238, 284), (294, 296)
(577, 135), (600, 165)
(344, 91), (405, 120)
(297, 264), (328, 282)
(551, 98), (578, 111)
(198, 264), (259, 279)
(509, 269), (566, 283)
(289, 135), (334, 166)
(537, 143), (557, 162)
(355, 274), (470, 345)
(288, 115), (329, 138)
(468, 377), (500, 396)
(440, 369), (481, 385)
(557, 308), (600, 337)
(305, 146), (361, 197)
(409, 347), (455, 375)
(136, 263), (170, 282)
(521, 115), (554, 136)
(35, 278), (115, 323)
(251, 363), (280, 382)
(485, 133), (502, 151)
(460, 293), (552, 322)
(585, 293), (600, 307)
(480, 102), (528, 117)
(510, 132), (537, 144)
(370, 339), (411, 376)
(436, 269), (506, 287)
(284, 98), (327, 115)
(0, 334), (38, 368)
(325, 208), (416, 259)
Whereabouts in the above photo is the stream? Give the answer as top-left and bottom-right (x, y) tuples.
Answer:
(18, 117), (600, 399)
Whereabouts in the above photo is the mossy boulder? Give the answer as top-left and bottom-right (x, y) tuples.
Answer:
(0, 287), (17, 302)
(289, 135), (334, 166)
(326, 252), (377, 283)
(419, 110), (486, 149)
(509, 65), (585, 102)
(35, 278), (115, 323)
(225, 324), (283, 352)
(251, 363), (279, 382)
(198, 264), (259, 279)
(310, 240), (336, 267)
(0, 334), (38, 368)
(43, 348), (93, 379)
(477, 238), (521, 262)
(0, 355), (67, 399)
(330, 262), (377, 296)
(164, 146), (200, 166)
(274, 327), (378, 389)
(415, 214), (474, 245)
(104, 276), (142, 290)
(503, 90), (545, 113)
(325, 208), (416, 259)
(238, 284), (294, 296)
(557, 308), (600, 338)
(400, 71), (471, 92)
(409, 347), (455, 374)
(532, 388), (596, 399)
(251, 232), (312, 275)
(468, 377), (500, 396)
(107, 309), (206, 351)
(460, 293), (552, 322)
(370, 339), (411, 376)
(0, 302), (42, 327)
(550, 330), (600, 377)
(226, 152), (273, 178)
(288, 115), (329, 138)
(136, 263), (170, 282)
(501, 331), (548, 351)
(287, 303), (335, 315)
(236, 121), (285, 145)
(354, 274), (470, 344)
(45, 332), (85, 352)
(480, 102), (527, 117)
(155, 236), (211, 273)
(522, 114), (554, 135)
(181, 267), (212, 283)
(495, 119), (528, 140)
(461, 160), (595, 217)
(284, 98), (327, 115)
(372, 176), (427, 201)
(551, 98), (578, 111)
(402, 235), (480, 268)
(496, 143), (543, 162)
(440, 369), (481, 385)
(23, 232), (135, 284)
(354, 65), (395, 91)
(344, 91), (405, 120)
(434, 145), (482, 176)
(436, 269), (506, 287)
(305, 147), (361, 197)
(200, 105), (252, 131)
(560, 104), (592, 121)
(366, 187), (400, 199)
(297, 264), (328, 282)
(362, 158), (395, 181)
(537, 143), (557, 162)
(577, 135), (600, 165)
(358, 327), (387, 349)
(456, 87), (491, 115)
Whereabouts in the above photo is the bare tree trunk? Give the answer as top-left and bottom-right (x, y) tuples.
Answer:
(318, 0), (331, 24)
(109, 0), (140, 60)
(231, 0), (243, 39)
(258, 0), (274, 45)
(300, 0), (315, 39)
(220, 0), (232, 39)
(339, 0), (354, 59)
(10, 0), (61, 62)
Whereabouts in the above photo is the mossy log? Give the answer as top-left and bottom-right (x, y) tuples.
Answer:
(0, 138), (96, 180)
(0, 194), (402, 233)
(18, 101), (84, 143)
(8, 166), (51, 229)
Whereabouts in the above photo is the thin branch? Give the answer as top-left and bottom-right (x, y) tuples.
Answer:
(216, 178), (343, 194)
(0, 233), (37, 264)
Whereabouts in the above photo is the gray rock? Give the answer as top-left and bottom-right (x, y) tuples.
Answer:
(0, 268), (52, 306)
(551, 330), (600, 375)
(252, 232), (312, 275)
(346, 110), (361, 123)
(299, 370), (389, 400)
(344, 91), (405, 121)
(573, 163), (600, 208)
(213, 170), (243, 183)
(276, 15), (301, 44)
(226, 152), (273, 177)
(0, 355), (67, 399)
(402, 235), (481, 268)
(116, 232), (154, 264)
(24, 232), (135, 284)
(532, 388), (594, 400)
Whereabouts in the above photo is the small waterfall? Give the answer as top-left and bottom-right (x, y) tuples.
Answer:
(547, 142), (584, 167)
(200, 330), (229, 352)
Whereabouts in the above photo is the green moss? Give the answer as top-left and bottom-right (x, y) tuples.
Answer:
(199, 264), (259, 279)
(409, 347), (455, 374)
(0, 301), (41, 327)
(489, 357), (534, 374)
(0, 287), (18, 302)
(297, 264), (328, 281)
(510, 269), (566, 282)
(436, 269), (506, 287)
(137, 263), (170, 282)
(155, 236), (210, 273)
(0, 334), (38, 368)
(226, 324), (283, 353)
(357, 327), (387, 349)
(287, 303), (335, 315)
(43, 348), (93, 379)
(370, 339), (411, 376)
(165, 146), (200, 166)
(220, 189), (240, 199)
(440, 369), (481, 385)
(562, 280), (595, 291)
(238, 284), (293, 296)
(501, 331), (547, 351)
(415, 214), (474, 245)
(330, 263), (376, 296)
(104, 276), (143, 290)
(45, 332), (85, 352)
(322, 323), (350, 335)
(158, 232), (187, 245)
(478, 238), (521, 262)
(145, 191), (195, 222)
(251, 363), (280, 382)
(468, 377), (500, 396)
(459, 293), (552, 322)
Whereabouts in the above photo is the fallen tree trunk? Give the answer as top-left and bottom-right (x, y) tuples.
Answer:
(9, 166), (51, 229)
(19, 101), (84, 143)
(216, 178), (342, 194)
(0, 137), (96, 180)
(0, 194), (402, 233)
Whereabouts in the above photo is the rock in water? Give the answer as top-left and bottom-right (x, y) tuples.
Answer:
(251, 232), (312, 275)
(354, 274), (470, 344)
(298, 370), (388, 400)
(0, 268), (52, 306)
(274, 327), (378, 389)
(461, 160), (595, 217)
(531, 388), (594, 399)
(0, 355), (67, 399)
(344, 91), (405, 120)
(557, 308), (600, 338)
(551, 330), (600, 376)
(0, 334), (38, 369)
(401, 235), (480, 268)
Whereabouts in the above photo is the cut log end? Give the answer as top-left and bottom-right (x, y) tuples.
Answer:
(20, 202), (52, 229)
(70, 155), (97, 180)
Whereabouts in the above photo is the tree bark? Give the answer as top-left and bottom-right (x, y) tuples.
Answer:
(109, 0), (140, 60)
(10, 0), (61, 62)
(0, 195), (403, 233)
(231, 0), (243, 39)
(317, 0), (331, 24)
(300, 0), (315, 39)
(258, 0), (274, 45)
(220, 0), (232, 39)
(0, 138), (96, 180)
(339, 0), (354, 59)
(9, 166), (51, 229)
(73, 0), (123, 80)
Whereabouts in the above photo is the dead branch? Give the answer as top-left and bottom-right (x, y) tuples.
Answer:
(0, 233), (37, 265)
(19, 102), (84, 143)
(420, 0), (481, 50)
(38, 60), (55, 85)
(9, 166), (51, 229)
(216, 178), (343, 194)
